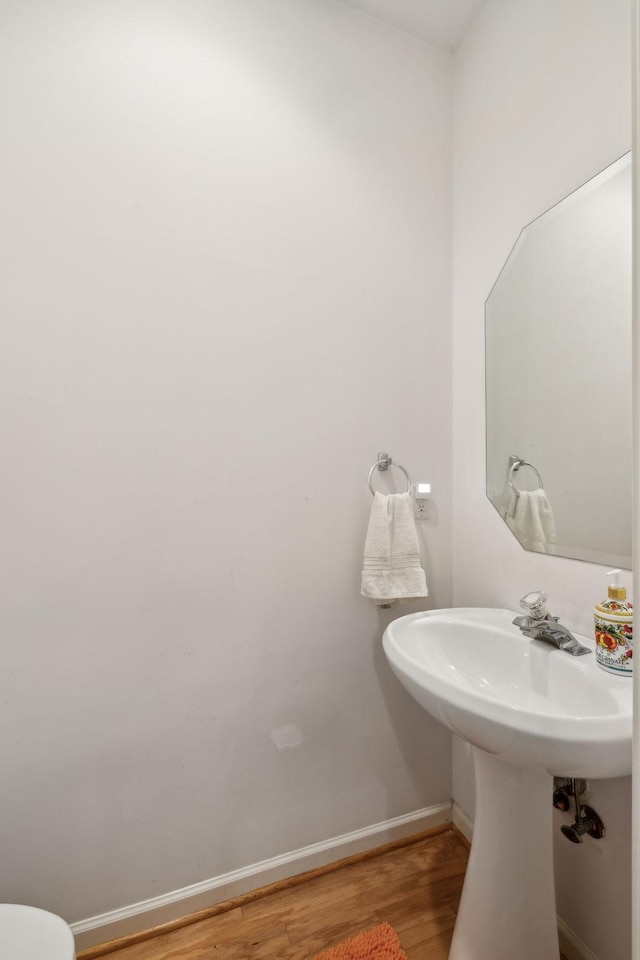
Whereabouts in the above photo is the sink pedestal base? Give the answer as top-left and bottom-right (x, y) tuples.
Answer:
(449, 748), (559, 960)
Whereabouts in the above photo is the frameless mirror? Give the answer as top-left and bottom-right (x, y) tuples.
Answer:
(486, 154), (631, 568)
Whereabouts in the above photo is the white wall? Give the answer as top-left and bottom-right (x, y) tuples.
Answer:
(0, 0), (453, 924)
(453, 1), (632, 958)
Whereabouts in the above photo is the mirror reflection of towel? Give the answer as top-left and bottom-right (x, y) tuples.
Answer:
(506, 489), (556, 552)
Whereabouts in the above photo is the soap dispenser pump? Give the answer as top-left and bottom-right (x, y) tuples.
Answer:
(594, 569), (633, 675)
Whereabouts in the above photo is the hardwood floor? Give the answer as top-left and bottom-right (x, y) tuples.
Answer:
(80, 828), (568, 960)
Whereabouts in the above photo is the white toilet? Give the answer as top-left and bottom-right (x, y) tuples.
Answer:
(0, 904), (75, 959)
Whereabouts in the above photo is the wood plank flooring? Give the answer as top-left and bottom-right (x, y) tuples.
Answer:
(82, 828), (568, 960)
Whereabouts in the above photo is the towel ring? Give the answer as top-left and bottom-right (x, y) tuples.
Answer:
(368, 458), (411, 496)
(509, 459), (544, 496)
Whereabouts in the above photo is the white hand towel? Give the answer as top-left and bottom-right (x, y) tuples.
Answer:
(506, 489), (556, 552)
(361, 492), (428, 605)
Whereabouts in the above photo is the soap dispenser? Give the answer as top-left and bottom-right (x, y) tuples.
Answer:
(594, 569), (633, 675)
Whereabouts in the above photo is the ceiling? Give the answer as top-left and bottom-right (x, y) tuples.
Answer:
(337, 0), (490, 51)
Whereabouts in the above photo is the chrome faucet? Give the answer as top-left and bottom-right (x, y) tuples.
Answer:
(513, 591), (591, 657)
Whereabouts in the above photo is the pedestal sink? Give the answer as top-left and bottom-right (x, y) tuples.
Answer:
(382, 608), (632, 960)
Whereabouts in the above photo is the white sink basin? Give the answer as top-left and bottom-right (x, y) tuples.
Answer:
(382, 607), (631, 778)
(382, 607), (633, 960)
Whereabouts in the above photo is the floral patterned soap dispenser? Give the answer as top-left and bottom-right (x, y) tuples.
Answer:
(594, 569), (633, 675)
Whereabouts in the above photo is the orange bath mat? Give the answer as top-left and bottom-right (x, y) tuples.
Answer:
(313, 923), (408, 960)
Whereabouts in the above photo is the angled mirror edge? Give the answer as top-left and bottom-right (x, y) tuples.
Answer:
(484, 150), (632, 570)
(484, 151), (631, 306)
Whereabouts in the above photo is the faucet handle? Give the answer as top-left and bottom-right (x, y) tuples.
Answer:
(520, 591), (549, 620)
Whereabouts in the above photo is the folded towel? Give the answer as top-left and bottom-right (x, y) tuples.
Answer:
(361, 492), (428, 605)
(506, 489), (556, 552)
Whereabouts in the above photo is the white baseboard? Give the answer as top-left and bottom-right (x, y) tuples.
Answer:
(451, 802), (600, 960)
(72, 802), (452, 951)
(558, 917), (602, 960)
(451, 801), (473, 842)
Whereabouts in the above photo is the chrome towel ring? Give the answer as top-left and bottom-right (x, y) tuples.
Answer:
(368, 453), (411, 496)
(509, 457), (544, 496)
